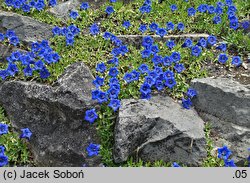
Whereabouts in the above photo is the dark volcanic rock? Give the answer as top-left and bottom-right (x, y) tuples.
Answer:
(0, 62), (101, 167)
(113, 96), (207, 166)
(191, 77), (250, 166)
(0, 11), (53, 44)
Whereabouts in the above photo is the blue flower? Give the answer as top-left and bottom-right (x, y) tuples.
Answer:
(224, 159), (236, 167)
(13, 0), (22, 8)
(85, 109), (98, 124)
(139, 24), (147, 33)
(93, 76), (104, 88)
(35, 1), (45, 11)
(22, 4), (31, 12)
(139, 64), (149, 74)
(187, 7), (196, 16)
(66, 38), (74, 46)
(123, 73), (133, 83)
(122, 21), (131, 29)
(156, 28), (167, 37)
(166, 22), (174, 31)
(103, 32), (112, 40)
(191, 45), (202, 57)
(109, 67), (119, 77)
(241, 20), (250, 30)
(106, 6), (114, 15)
(89, 24), (100, 35)
(218, 146), (232, 160)
(165, 77), (176, 89)
(166, 40), (175, 50)
(155, 80), (164, 91)
(213, 16), (222, 24)
(182, 98), (192, 109)
(23, 65), (33, 76)
(177, 22), (185, 31)
(182, 38), (193, 48)
(107, 86), (120, 99)
(110, 0), (117, 2)
(141, 49), (151, 58)
(149, 45), (159, 54)
(174, 63), (185, 73)
(0, 70), (9, 80)
(6, 30), (16, 38)
(108, 99), (121, 111)
(208, 5), (215, 14)
(140, 83), (151, 95)
(96, 62), (106, 73)
(0, 123), (8, 135)
(139, 5), (152, 14)
(187, 88), (197, 98)
(5, 0), (13, 6)
(152, 55), (163, 66)
(163, 70), (174, 79)
(170, 4), (177, 12)
(172, 162), (181, 167)
(171, 52), (181, 62)
(207, 35), (217, 46)
(80, 2), (89, 10)
(39, 67), (50, 79)
(216, 43), (227, 52)
(230, 20), (239, 30)
(49, 0), (57, 7)
(97, 91), (108, 103)
(0, 33), (5, 42)
(7, 63), (18, 76)
(9, 36), (20, 46)
(109, 77), (119, 85)
(218, 53), (228, 64)
(231, 56), (242, 67)
(20, 128), (32, 140)
(131, 70), (140, 81)
(145, 76), (155, 87)
(107, 57), (119, 66)
(198, 38), (207, 48)
(111, 48), (121, 56)
(142, 36), (154, 47)
(34, 60), (44, 70)
(119, 45), (129, 55)
(91, 90), (100, 100)
(86, 143), (100, 157)
(0, 155), (8, 167)
(0, 146), (5, 156)
(69, 10), (79, 19)
(163, 56), (173, 66)
(11, 51), (21, 61)
(197, 4), (207, 13)
(225, 0), (233, 6)
(52, 26), (61, 36)
(215, 6), (223, 15)
(149, 22), (158, 32)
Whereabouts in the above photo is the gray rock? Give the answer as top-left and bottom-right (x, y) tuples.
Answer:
(0, 11), (53, 44)
(48, 0), (81, 20)
(191, 77), (250, 166)
(191, 77), (250, 128)
(0, 44), (27, 62)
(0, 62), (101, 167)
(113, 96), (207, 166)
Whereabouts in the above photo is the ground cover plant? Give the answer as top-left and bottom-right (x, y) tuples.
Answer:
(0, 0), (249, 167)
